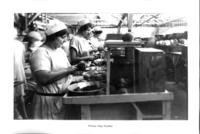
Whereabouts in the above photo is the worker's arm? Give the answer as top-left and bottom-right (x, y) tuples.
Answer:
(34, 66), (77, 85)
(70, 48), (96, 64)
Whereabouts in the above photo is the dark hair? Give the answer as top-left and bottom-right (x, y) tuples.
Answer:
(93, 30), (102, 35)
(78, 23), (93, 34)
(46, 29), (68, 42)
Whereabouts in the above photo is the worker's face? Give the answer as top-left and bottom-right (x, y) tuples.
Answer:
(82, 27), (93, 39)
(54, 34), (68, 48)
(94, 33), (101, 38)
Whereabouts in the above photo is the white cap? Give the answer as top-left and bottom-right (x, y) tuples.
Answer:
(28, 31), (43, 41)
(45, 19), (67, 36)
(77, 19), (91, 27)
(93, 26), (102, 32)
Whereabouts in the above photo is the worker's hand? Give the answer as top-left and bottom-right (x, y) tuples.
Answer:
(93, 53), (101, 59)
(67, 66), (78, 73)
(87, 55), (97, 61)
(90, 48), (98, 53)
(75, 61), (86, 71)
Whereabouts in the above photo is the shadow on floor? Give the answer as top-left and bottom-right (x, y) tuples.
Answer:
(165, 81), (188, 120)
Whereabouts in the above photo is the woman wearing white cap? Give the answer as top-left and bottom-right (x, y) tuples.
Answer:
(70, 19), (98, 64)
(29, 19), (83, 119)
(26, 31), (44, 53)
(90, 26), (105, 50)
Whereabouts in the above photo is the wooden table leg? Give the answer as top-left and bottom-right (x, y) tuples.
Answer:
(132, 49), (136, 93)
(162, 101), (171, 120)
(81, 105), (91, 120)
(131, 103), (143, 120)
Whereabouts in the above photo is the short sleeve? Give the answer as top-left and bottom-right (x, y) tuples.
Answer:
(30, 48), (51, 72)
(70, 36), (79, 53)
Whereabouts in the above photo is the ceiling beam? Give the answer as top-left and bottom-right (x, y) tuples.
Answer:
(160, 17), (185, 25)
(139, 14), (160, 25)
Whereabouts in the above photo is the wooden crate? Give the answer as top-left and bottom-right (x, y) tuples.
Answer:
(135, 48), (166, 93)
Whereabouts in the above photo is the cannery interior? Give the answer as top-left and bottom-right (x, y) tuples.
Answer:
(14, 13), (188, 120)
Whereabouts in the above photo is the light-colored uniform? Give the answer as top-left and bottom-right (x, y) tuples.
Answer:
(30, 46), (74, 119)
(62, 41), (71, 61)
(90, 37), (104, 49)
(14, 39), (27, 119)
(14, 39), (26, 97)
(70, 35), (94, 57)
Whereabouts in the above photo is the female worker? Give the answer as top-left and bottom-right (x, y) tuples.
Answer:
(90, 26), (105, 50)
(14, 26), (28, 119)
(26, 31), (44, 54)
(70, 19), (98, 65)
(29, 19), (83, 119)
(24, 31), (44, 79)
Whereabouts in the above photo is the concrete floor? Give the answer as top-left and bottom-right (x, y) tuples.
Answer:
(165, 81), (188, 120)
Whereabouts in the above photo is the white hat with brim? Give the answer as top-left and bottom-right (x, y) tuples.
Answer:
(28, 31), (43, 41)
(77, 19), (91, 27)
(46, 19), (67, 36)
(93, 26), (102, 32)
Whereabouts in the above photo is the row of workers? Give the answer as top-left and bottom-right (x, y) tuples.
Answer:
(14, 18), (105, 119)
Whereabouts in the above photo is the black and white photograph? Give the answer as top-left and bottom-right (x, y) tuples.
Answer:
(13, 13), (188, 120)
(0, 0), (199, 133)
